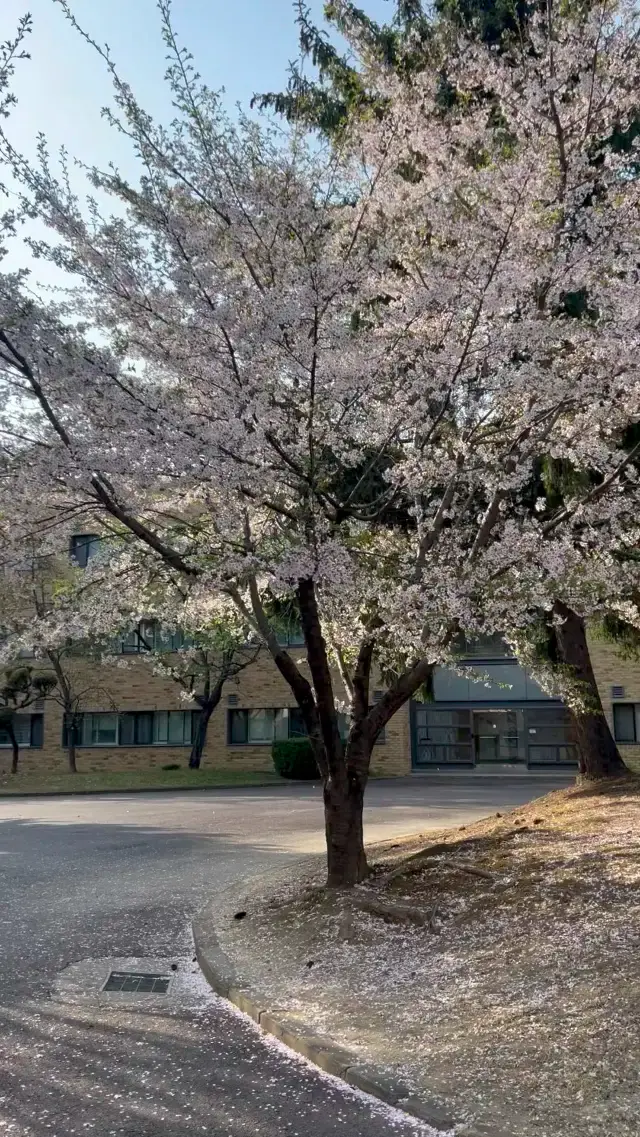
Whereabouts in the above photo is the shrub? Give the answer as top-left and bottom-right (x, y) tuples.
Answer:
(272, 737), (319, 780)
(161, 763), (181, 771)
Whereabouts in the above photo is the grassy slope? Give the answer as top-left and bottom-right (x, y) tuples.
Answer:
(0, 766), (284, 796)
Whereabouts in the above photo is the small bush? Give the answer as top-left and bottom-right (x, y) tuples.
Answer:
(272, 737), (319, 780)
(161, 763), (181, 771)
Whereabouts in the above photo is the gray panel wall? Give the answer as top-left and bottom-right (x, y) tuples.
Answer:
(433, 662), (553, 703)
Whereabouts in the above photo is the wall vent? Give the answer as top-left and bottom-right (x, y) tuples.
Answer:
(31, 699), (45, 713)
(227, 693), (239, 706)
(611, 685), (625, 700)
(372, 689), (384, 703)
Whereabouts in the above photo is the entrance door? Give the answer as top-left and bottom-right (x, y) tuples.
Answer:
(473, 710), (520, 763)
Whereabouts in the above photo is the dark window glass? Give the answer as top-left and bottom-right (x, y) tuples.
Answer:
(525, 707), (572, 727)
(288, 707), (307, 737)
(135, 712), (154, 745)
(30, 714), (44, 748)
(86, 713), (118, 745)
(168, 711), (189, 744)
(191, 710), (202, 744)
(528, 745), (577, 765)
(229, 709), (248, 744)
(458, 634), (513, 659)
(613, 703), (636, 743)
(247, 709), (274, 743)
(65, 710), (198, 747)
(62, 714), (82, 748)
(0, 715), (32, 747)
(70, 534), (100, 568)
(413, 707), (473, 766)
(122, 621), (157, 654)
(276, 624), (305, 647)
(119, 713), (135, 746)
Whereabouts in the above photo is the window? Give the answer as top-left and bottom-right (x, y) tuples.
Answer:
(83, 713), (119, 746)
(228, 708), (382, 744)
(249, 709), (280, 743)
(121, 620), (158, 654)
(154, 710), (199, 745)
(525, 707), (577, 765)
(458, 633), (513, 660)
(229, 708), (289, 744)
(119, 712), (154, 746)
(119, 623), (188, 654)
(413, 707), (474, 766)
(288, 707), (307, 737)
(70, 534), (101, 568)
(613, 703), (637, 743)
(276, 624), (305, 647)
(164, 629), (187, 652)
(0, 714), (43, 748)
(63, 710), (201, 747)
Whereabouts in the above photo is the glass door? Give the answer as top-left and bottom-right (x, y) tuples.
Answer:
(473, 710), (521, 763)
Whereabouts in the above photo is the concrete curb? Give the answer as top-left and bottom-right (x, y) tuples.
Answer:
(192, 895), (455, 1132)
(0, 779), (290, 801)
(0, 769), (573, 800)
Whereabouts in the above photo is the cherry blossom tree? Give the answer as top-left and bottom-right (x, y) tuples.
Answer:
(263, 0), (640, 776)
(0, 545), (118, 773)
(1, 1), (640, 882)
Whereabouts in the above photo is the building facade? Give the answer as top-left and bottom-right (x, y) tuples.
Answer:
(3, 627), (640, 777)
(2, 531), (640, 776)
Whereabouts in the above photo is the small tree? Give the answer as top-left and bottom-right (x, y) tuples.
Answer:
(141, 627), (260, 768)
(0, 544), (116, 773)
(0, 665), (55, 774)
(45, 641), (117, 774)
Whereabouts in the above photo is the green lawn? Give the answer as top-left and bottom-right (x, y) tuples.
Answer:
(0, 766), (285, 796)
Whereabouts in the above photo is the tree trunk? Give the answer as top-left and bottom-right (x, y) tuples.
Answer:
(189, 699), (215, 769)
(324, 771), (369, 887)
(554, 601), (627, 780)
(7, 722), (19, 775)
(67, 740), (77, 774)
(323, 731), (371, 888)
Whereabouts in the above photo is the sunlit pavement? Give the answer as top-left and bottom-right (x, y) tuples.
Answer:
(0, 776), (569, 1136)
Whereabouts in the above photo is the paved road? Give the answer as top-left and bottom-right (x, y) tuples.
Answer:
(0, 777), (569, 1136)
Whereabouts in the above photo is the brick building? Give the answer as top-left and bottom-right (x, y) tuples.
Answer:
(2, 530), (639, 776)
(3, 621), (640, 778)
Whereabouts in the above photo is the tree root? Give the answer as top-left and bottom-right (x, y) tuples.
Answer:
(352, 891), (438, 929)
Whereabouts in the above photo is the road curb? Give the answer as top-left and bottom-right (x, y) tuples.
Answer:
(192, 895), (455, 1133)
(0, 779), (290, 800)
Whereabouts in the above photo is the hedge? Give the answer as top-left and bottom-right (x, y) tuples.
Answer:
(272, 737), (319, 780)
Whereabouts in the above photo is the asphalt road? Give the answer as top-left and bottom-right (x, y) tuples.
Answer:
(0, 776), (569, 1136)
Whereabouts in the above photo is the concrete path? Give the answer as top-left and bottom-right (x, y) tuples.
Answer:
(0, 776), (569, 1136)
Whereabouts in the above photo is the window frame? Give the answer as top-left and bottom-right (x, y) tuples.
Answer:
(227, 707), (385, 745)
(612, 702), (638, 744)
(70, 533), (101, 569)
(121, 620), (158, 654)
(63, 710), (201, 748)
(275, 624), (306, 647)
(0, 713), (43, 749)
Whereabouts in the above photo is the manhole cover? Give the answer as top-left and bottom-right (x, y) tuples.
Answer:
(103, 971), (171, 994)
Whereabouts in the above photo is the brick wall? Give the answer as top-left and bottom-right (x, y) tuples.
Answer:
(12, 634), (640, 779)
(588, 633), (640, 774)
(4, 651), (412, 777)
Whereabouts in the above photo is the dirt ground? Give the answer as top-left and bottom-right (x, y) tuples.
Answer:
(216, 778), (640, 1137)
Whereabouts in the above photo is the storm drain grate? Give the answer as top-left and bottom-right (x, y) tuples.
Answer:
(103, 971), (171, 994)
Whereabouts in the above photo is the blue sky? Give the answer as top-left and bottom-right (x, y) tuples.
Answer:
(2, 0), (391, 281)
(4, 0), (393, 171)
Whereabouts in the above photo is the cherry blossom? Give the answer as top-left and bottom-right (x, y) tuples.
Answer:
(0, 0), (639, 881)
